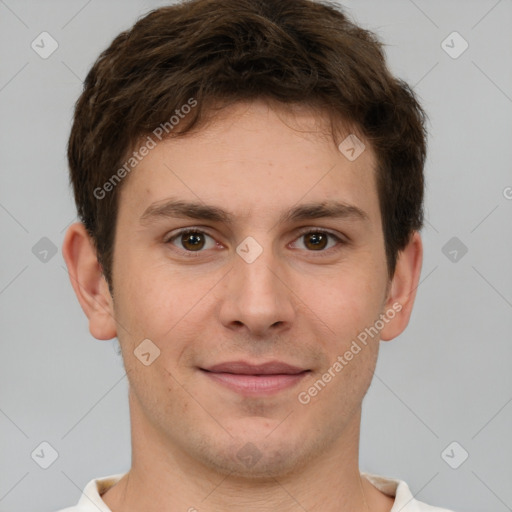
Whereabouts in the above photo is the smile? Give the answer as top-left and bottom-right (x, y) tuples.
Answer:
(200, 360), (310, 396)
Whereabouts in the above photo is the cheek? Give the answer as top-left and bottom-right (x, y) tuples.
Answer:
(113, 254), (216, 365)
(307, 263), (386, 342)
(113, 254), (178, 341)
(303, 273), (383, 408)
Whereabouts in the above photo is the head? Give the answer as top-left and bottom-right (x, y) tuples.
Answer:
(63, 0), (426, 478)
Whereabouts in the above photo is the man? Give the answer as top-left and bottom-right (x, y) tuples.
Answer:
(59, 0), (454, 510)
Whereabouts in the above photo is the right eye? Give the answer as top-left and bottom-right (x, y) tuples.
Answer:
(165, 228), (218, 254)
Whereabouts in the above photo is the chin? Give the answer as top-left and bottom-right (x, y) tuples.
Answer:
(189, 426), (315, 480)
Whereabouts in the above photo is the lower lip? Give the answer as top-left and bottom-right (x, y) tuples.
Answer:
(201, 370), (308, 395)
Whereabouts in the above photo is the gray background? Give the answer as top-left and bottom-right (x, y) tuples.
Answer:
(1, 1), (511, 511)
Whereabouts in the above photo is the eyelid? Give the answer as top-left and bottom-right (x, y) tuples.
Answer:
(293, 226), (347, 241)
(163, 226), (215, 243)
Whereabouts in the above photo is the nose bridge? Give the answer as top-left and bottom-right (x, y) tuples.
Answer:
(219, 234), (295, 334)
(239, 245), (279, 298)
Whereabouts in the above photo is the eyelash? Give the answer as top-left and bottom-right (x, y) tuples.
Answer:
(164, 227), (347, 257)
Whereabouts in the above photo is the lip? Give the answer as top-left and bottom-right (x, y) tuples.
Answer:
(200, 360), (310, 396)
(204, 360), (307, 375)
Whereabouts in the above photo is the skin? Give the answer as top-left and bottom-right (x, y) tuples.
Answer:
(63, 99), (422, 512)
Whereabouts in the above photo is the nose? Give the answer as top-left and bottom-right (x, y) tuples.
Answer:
(218, 241), (295, 337)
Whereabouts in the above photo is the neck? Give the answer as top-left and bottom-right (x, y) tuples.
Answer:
(102, 392), (393, 512)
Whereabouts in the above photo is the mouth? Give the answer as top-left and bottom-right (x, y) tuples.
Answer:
(199, 360), (310, 396)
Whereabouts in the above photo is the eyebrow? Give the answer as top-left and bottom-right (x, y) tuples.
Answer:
(139, 198), (369, 226)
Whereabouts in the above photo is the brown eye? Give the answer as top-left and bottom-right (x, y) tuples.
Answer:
(166, 229), (216, 253)
(304, 232), (328, 250)
(291, 230), (344, 253)
(181, 231), (205, 251)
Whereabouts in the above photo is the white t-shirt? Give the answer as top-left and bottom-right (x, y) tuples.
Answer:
(56, 471), (455, 511)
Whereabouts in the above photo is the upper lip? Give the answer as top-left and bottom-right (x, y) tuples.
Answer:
(202, 360), (308, 375)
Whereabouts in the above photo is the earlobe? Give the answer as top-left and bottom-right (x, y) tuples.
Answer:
(380, 231), (423, 342)
(62, 222), (117, 340)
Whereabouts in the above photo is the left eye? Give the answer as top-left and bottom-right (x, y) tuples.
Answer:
(166, 229), (217, 252)
(291, 230), (343, 251)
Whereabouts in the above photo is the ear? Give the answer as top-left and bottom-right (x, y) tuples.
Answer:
(62, 222), (117, 340)
(380, 231), (423, 342)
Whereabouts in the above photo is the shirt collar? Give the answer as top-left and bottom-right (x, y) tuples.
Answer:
(77, 471), (425, 511)
(361, 472), (423, 512)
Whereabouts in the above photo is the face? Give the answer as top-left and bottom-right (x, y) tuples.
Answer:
(110, 100), (392, 477)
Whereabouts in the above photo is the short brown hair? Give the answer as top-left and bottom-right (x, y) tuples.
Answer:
(67, 0), (428, 290)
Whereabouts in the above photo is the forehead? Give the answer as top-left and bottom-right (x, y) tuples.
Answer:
(118, 100), (380, 227)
